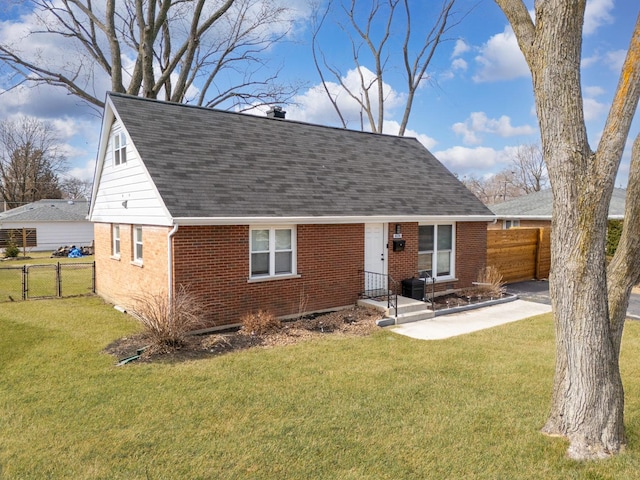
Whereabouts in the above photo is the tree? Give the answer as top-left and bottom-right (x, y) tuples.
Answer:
(509, 143), (547, 193)
(0, 116), (66, 209)
(59, 176), (93, 201)
(0, 0), (299, 110)
(312, 0), (462, 134)
(495, 0), (640, 459)
(461, 144), (547, 205)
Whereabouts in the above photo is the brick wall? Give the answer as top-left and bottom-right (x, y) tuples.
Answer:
(387, 222), (418, 282)
(388, 221), (487, 295)
(455, 221), (487, 287)
(172, 224), (364, 327)
(94, 223), (169, 307)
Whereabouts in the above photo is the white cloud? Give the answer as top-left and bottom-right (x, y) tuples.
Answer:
(605, 49), (627, 71)
(473, 26), (529, 82)
(451, 58), (468, 72)
(434, 145), (521, 175)
(286, 67), (406, 129)
(583, 97), (608, 121)
(584, 85), (605, 97)
(451, 39), (470, 58)
(584, 0), (614, 35)
(452, 112), (536, 145)
(381, 120), (437, 150)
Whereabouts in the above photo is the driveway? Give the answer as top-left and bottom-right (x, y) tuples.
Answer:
(506, 280), (640, 320)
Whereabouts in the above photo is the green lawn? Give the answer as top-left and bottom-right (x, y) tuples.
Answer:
(2, 297), (640, 479)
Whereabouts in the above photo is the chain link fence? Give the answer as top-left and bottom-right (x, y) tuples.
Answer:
(0, 262), (95, 302)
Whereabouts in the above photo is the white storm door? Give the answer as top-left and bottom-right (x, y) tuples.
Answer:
(364, 223), (388, 276)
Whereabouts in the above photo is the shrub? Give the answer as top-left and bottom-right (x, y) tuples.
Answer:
(129, 285), (206, 351)
(474, 266), (506, 298)
(3, 236), (20, 258)
(240, 310), (281, 336)
(607, 220), (623, 257)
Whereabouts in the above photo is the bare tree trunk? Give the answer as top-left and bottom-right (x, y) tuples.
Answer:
(496, 0), (640, 459)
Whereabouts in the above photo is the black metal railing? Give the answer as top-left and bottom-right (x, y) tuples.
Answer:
(419, 270), (436, 307)
(360, 270), (399, 318)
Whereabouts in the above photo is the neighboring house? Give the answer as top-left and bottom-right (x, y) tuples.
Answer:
(489, 188), (626, 229)
(89, 93), (494, 328)
(0, 199), (93, 252)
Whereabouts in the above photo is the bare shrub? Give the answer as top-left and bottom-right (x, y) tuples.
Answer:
(129, 285), (206, 351)
(474, 266), (506, 298)
(240, 310), (281, 336)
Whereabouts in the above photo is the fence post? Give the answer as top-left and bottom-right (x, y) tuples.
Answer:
(57, 262), (62, 297)
(535, 228), (543, 280)
(22, 265), (26, 300)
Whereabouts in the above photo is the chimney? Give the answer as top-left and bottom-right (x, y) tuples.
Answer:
(266, 106), (286, 119)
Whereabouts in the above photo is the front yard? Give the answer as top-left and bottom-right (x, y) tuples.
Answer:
(3, 296), (640, 478)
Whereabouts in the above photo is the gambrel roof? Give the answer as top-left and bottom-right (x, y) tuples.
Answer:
(96, 93), (492, 222)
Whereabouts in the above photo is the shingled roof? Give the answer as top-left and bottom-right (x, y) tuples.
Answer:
(490, 188), (626, 219)
(0, 199), (89, 223)
(108, 93), (492, 220)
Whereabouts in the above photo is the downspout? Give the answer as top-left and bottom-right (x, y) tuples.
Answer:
(167, 223), (179, 303)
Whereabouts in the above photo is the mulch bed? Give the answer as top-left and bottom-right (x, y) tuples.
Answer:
(104, 306), (385, 364)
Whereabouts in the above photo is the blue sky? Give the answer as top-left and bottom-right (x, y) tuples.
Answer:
(0, 0), (637, 188)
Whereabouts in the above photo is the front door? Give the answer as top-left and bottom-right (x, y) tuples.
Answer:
(364, 223), (388, 278)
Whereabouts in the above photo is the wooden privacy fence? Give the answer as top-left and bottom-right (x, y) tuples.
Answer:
(486, 227), (551, 283)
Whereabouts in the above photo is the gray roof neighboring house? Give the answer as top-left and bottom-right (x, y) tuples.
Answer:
(0, 200), (89, 223)
(107, 93), (493, 220)
(490, 188), (626, 220)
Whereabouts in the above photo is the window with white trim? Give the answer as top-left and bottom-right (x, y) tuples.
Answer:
(250, 227), (296, 278)
(113, 131), (127, 166)
(112, 224), (120, 257)
(503, 219), (520, 229)
(418, 224), (455, 279)
(133, 226), (143, 263)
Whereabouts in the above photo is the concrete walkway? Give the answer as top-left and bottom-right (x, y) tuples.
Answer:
(390, 299), (552, 340)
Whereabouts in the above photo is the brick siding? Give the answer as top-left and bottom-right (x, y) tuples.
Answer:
(172, 224), (363, 327)
(94, 220), (487, 327)
(94, 223), (169, 307)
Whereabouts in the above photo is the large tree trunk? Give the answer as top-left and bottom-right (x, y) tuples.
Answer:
(496, 0), (640, 459)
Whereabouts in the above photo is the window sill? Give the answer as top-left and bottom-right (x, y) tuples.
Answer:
(110, 255), (121, 261)
(130, 260), (144, 268)
(248, 273), (301, 283)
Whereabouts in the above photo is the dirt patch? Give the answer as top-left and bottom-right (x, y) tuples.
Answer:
(104, 306), (385, 364)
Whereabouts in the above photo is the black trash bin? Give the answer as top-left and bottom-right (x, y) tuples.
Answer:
(402, 278), (425, 300)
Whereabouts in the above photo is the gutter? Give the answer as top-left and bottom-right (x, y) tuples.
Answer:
(167, 223), (179, 302)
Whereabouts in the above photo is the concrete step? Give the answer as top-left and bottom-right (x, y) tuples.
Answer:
(395, 308), (435, 325)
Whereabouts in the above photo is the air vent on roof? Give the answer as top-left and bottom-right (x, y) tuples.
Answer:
(266, 106), (286, 119)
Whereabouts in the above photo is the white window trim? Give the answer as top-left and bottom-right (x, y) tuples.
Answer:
(249, 226), (297, 280)
(132, 225), (143, 265)
(111, 224), (121, 259)
(503, 219), (520, 229)
(113, 131), (127, 166)
(418, 223), (456, 281)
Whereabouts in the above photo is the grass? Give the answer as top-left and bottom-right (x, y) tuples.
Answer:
(0, 251), (94, 301)
(3, 297), (640, 478)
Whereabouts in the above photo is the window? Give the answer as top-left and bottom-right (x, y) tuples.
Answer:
(114, 131), (127, 166)
(503, 219), (520, 229)
(112, 224), (120, 257)
(133, 226), (143, 263)
(250, 227), (295, 278)
(418, 224), (454, 279)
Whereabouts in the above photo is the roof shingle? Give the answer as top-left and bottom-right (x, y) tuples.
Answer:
(109, 93), (492, 219)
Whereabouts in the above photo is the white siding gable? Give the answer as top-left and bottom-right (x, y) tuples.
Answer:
(90, 117), (172, 226)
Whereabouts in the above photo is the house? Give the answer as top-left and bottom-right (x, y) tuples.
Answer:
(0, 199), (93, 252)
(489, 188), (626, 229)
(88, 93), (494, 328)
